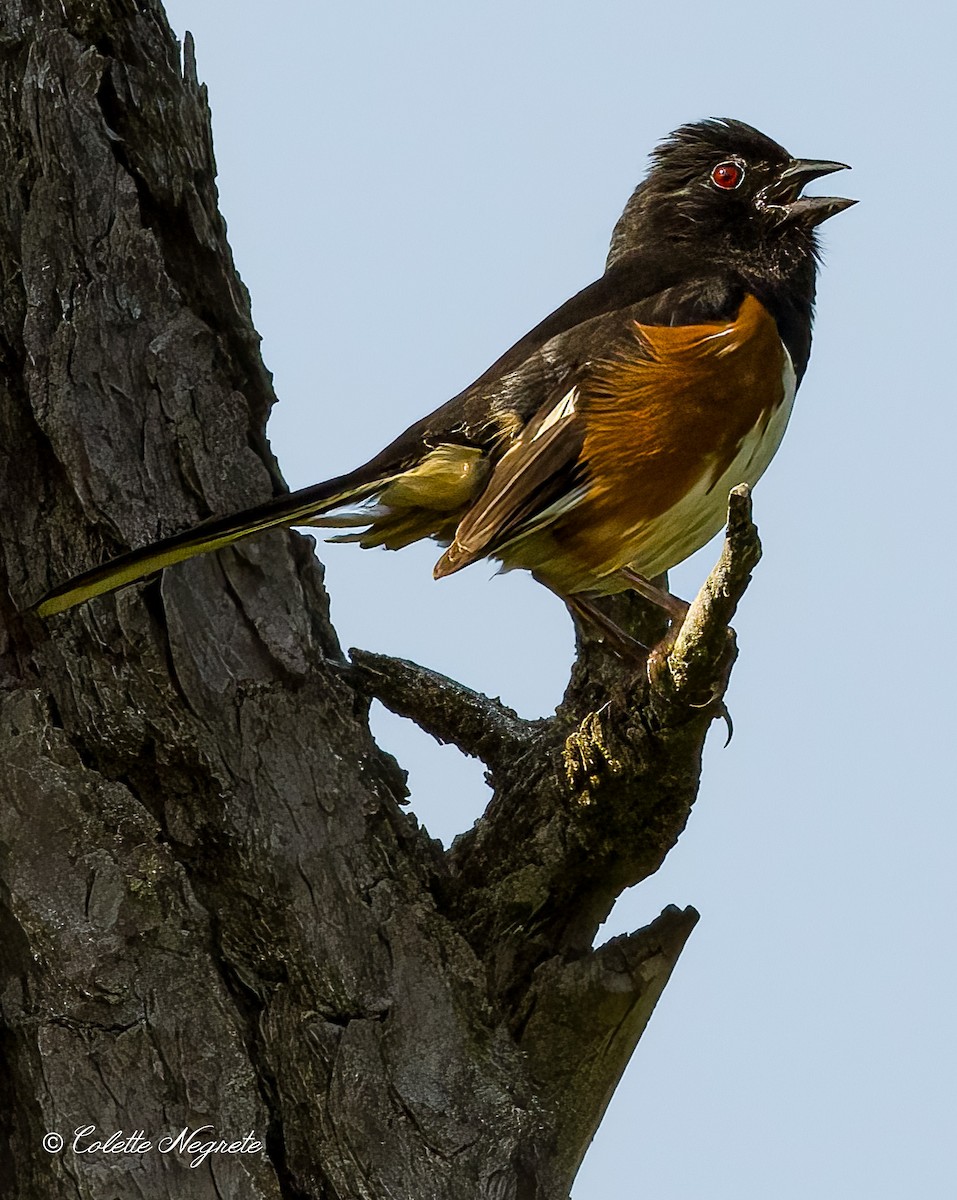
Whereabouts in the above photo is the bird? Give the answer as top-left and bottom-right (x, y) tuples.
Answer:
(34, 118), (854, 651)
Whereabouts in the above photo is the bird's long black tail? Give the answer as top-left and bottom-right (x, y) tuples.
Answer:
(33, 470), (384, 617)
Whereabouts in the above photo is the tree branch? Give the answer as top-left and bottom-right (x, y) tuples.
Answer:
(650, 483), (762, 712)
(519, 904), (700, 1189)
(348, 647), (537, 769)
(443, 491), (761, 1011)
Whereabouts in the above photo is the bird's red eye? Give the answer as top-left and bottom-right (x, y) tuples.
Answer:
(711, 160), (744, 190)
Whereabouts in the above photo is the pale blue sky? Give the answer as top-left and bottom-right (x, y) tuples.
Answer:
(164, 2), (955, 1195)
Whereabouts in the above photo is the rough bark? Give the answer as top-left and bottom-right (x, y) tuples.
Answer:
(0, 3), (760, 1197)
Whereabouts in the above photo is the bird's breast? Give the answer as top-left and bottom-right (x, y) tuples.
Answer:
(521, 293), (796, 592)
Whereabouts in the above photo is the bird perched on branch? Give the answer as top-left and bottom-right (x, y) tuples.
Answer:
(35, 118), (854, 649)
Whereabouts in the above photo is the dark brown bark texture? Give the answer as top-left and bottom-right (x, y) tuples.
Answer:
(0, 3), (761, 1197)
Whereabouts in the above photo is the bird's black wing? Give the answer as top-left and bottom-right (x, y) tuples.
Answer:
(33, 252), (739, 616)
(356, 244), (735, 472)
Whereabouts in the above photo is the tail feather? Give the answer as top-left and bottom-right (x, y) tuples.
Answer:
(33, 472), (384, 617)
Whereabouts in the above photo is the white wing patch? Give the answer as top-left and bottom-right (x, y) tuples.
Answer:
(532, 384), (579, 441)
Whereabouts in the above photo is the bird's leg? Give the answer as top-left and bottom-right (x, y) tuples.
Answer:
(619, 567), (689, 624)
(565, 595), (649, 664)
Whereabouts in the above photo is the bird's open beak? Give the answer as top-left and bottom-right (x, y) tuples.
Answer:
(762, 159), (857, 226)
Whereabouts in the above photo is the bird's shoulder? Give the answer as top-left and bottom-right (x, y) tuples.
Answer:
(466, 248), (746, 399)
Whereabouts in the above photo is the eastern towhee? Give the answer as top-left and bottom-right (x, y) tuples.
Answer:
(35, 118), (854, 650)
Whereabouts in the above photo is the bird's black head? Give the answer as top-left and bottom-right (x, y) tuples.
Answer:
(607, 118), (855, 281)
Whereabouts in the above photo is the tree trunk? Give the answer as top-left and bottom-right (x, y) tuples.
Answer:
(0, 2), (760, 1196)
